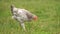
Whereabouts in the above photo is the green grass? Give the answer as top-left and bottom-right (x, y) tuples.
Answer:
(0, 0), (60, 34)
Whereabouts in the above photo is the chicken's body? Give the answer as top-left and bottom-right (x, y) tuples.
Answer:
(11, 5), (37, 31)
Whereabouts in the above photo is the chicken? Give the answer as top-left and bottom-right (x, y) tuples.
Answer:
(10, 5), (37, 31)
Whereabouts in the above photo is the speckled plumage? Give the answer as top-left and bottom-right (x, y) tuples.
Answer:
(11, 5), (37, 31)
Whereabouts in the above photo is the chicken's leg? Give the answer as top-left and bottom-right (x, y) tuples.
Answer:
(21, 23), (26, 31)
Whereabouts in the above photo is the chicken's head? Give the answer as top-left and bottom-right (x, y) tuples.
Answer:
(33, 15), (38, 21)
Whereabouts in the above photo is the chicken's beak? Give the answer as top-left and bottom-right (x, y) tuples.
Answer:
(33, 16), (38, 21)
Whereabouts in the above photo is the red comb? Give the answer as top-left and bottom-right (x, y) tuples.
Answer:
(33, 16), (38, 21)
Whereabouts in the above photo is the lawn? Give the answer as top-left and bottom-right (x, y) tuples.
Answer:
(0, 0), (60, 34)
